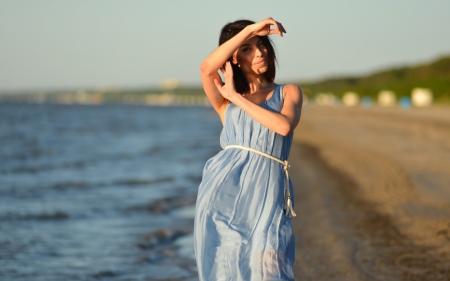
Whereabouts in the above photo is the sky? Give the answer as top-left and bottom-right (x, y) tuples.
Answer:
(1, 0), (449, 92)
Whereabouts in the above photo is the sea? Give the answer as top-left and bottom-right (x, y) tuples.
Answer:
(0, 103), (222, 281)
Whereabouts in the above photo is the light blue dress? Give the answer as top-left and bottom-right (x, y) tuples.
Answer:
(194, 84), (295, 281)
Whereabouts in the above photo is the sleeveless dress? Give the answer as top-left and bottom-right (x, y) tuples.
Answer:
(194, 84), (296, 281)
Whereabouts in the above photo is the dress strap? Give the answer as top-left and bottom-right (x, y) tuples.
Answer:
(224, 145), (296, 218)
(279, 84), (285, 100)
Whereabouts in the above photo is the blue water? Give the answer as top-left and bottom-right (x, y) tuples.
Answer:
(0, 104), (222, 281)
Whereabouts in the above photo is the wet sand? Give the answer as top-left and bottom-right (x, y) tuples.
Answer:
(289, 105), (450, 280)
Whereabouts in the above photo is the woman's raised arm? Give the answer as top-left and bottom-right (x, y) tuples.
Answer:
(199, 25), (253, 117)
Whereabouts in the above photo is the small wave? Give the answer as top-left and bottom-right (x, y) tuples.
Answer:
(2, 160), (87, 174)
(114, 176), (174, 186)
(0, 211), (69, 221)
(135, 227), (197, 277)
(145, 146), (161, 156)
(2, 163), (55, 174)
(43, 176), (172, 192)
(30, 148), (57, 157)
(127, 194), (196, 214)
(185, 174), (202, 183)
(92, 270), (119, 279)
(52, 181), (91, 190)
(175, 233), (196, 259)
(77, 127), (97, 134)
(137, 228), (191, 250)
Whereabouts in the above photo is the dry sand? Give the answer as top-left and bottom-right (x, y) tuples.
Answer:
(289, 105), (450, 280)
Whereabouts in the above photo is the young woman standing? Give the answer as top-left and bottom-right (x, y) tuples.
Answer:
(194, 17), (303, 280)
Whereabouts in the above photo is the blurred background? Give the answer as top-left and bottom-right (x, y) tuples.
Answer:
(1, 1), (449, 280)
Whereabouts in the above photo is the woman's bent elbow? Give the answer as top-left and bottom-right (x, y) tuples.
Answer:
(279, 124), (294, 137)
(200, 61), (214, 76)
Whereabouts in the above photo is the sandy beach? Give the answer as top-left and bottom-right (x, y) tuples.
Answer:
(289, 105), (450, 280)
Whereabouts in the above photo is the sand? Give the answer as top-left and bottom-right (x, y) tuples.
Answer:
(289, 105), (450, 280)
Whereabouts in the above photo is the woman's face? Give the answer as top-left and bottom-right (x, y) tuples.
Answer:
(232, 36), (268, 76)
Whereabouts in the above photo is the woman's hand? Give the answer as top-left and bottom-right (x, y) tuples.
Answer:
(213, 61), (239, 102)
(249, 17), (287, 37)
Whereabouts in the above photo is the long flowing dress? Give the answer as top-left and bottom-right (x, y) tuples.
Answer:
(194, 84), (295, 281)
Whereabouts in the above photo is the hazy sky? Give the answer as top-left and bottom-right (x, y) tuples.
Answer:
(1, 0), (449, 91)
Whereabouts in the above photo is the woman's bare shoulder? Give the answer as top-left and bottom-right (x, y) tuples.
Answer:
(282, 84), (303, 102)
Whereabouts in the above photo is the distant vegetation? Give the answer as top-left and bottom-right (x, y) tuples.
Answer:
(298, 55), (450, 104)
(1, 55), (449, 105)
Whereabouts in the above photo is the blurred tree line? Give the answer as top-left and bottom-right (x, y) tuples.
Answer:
(298, 55), (450, 104)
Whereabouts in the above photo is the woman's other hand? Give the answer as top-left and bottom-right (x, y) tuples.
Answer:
(249, 17), (286, 37)
(213, 61), (239, 102)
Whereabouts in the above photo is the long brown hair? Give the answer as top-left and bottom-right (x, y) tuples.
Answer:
(219, 20), (277, 94)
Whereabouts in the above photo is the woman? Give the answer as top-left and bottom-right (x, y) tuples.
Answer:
(194, 17), (303, 281)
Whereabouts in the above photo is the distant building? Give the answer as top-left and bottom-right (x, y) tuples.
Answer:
(377, 90), (396, 107)
(315, 93), (337, 106)
(361, 96), (372, 108)
(399, 96), (411, 109)
(411, 88), (433, 107)
(342, 92), (359, 107)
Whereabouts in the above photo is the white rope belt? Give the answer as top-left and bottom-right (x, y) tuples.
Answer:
(224, 145), (297, 218)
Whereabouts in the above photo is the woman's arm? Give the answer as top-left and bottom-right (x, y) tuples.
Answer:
(199, 25), (254, 117)
(232, 84), (302, 136)
(200, 18), (286, 119)
(214, 62), (303, 136)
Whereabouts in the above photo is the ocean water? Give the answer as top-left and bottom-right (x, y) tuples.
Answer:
(0, 103), (222, 281)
